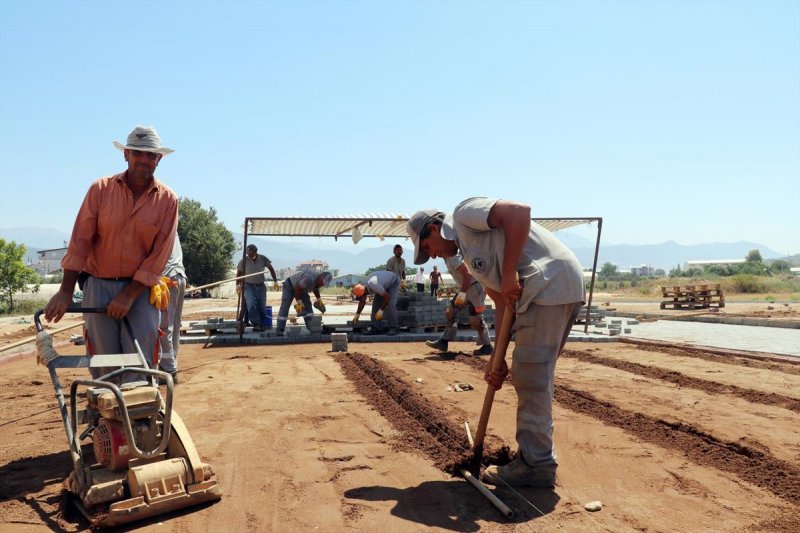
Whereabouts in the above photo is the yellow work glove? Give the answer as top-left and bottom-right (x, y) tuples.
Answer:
(313, 298), (326, 314)
(400, 281), (407, 290)
(375, 309), (384, 321)
(454, 291), (467, 306)
(150, 277), (170, 310)
(273, 281), (281, 291)
(352, 313), (360, 324)
(294, 301), (305, 314)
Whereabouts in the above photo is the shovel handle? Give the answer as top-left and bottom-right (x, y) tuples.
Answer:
(473, 307), (516, 453)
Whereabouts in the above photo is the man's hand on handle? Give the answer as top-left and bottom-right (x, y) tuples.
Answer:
(484, 357), (509, 390)
(43, 290), (73, 323)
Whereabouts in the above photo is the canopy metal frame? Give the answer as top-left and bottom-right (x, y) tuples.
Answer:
(240, 215), (603, 333)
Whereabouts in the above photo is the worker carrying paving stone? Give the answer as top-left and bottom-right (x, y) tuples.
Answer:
(407, 197), (585, 488)
(426, 253), (494, 356)
(351, 271), (401, 335)
(276, 270), (333, 334)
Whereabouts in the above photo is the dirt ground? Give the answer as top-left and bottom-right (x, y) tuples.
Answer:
(1, 298), (799, 532)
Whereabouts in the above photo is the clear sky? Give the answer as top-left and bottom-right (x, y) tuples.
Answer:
(1, 0), (798, 255)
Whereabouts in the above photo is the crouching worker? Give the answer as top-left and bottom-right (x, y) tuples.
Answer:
(426, 253), (493, 356)
(351, 271), (400, 335)
(275, 271), (333, 334)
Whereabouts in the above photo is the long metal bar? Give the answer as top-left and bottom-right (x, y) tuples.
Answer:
(584, 218), (603, 333)
(460, 469), (515, 519)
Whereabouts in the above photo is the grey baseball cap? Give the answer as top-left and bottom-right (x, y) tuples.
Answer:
(406, 209), (440, 265)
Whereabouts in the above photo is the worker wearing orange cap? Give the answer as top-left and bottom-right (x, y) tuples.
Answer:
(351, 271), (400, 335)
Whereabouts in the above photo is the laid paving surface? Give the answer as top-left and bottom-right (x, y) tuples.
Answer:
(620, 320), (800, 357)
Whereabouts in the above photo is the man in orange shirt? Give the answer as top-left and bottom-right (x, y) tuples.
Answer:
(44, 126), (179, 374)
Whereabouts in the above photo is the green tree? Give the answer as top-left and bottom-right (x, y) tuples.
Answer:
(770, 259), (790, 273)
(178, 198), (236, 287)
(746, 249), (763, 263)
(0, 239), (40, 312)
(600, 262), (618, 278)
(365, 264), (388, 276)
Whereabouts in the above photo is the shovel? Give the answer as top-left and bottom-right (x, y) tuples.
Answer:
(472, 305), (516, 472)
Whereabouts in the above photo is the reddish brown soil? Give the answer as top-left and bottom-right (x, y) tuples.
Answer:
(563, 348), (800, 412)
(1, 317), (798, 531)
(453, 354), (800, 504)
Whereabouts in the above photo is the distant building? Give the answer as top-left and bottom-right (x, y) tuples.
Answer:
(35, 247), (67, 276)
(330, 274), (366, 287)
(296, 259), (329, 272)
(683, 259), (746, 271)
(630, 264), (656, 277)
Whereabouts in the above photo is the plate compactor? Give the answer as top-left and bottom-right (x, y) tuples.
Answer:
(35, 308), (221, 527)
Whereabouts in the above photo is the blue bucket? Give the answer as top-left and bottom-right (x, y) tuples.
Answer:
(263, 306), (273, 328)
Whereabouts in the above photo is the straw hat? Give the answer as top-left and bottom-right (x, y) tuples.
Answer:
(113, 125), (174, 155)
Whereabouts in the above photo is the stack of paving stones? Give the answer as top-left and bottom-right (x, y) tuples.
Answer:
(396, 291), (448, 332)
(576, 305), (608, 325)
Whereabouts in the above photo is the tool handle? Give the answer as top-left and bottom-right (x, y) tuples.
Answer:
(473, 307), (516, 452)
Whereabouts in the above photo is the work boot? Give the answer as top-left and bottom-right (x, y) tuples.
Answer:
(473, 344), (493, 356)
(367, 328), (384, 336)
(425, 339), (448, 352)
(481, 456), (556, 488)
(158, 366), (179, 385)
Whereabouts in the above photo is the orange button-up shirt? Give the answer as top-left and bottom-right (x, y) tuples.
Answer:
(61, 173), (179, 287)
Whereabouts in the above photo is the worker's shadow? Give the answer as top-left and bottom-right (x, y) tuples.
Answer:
(344, 479), (559, 531)
(0, 449), (88, 530)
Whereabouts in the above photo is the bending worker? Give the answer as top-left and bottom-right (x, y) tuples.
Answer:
(276, 271), (333, 334)
(351, 271), (400, 335)
(407, 197), (584, 489)
(43, 125), (178, 376)
(426, 253), (494, 356)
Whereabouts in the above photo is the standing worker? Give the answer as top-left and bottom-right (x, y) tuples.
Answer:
(236, 244), (277, 332)
(429, 265), (443, 298)
(407, 197), (585, 488)
(43, 125), (179, 376)
(351, 271), (401, 335)
(275, 270), (333, 334)
(426, 254), (494, 356)
(386, 244), (406, 289)
(158, 232), (186, 383)
(414, 266), (425, 293)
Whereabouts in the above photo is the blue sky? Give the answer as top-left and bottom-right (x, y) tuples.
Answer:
(1, 0), (798, 255)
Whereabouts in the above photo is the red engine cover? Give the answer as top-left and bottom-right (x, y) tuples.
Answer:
(93, 419), (131, 470)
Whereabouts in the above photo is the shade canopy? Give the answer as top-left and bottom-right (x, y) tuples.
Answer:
(246, 214), (598, 241)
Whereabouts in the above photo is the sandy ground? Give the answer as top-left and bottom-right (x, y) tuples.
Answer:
(1, 297), (799, 532)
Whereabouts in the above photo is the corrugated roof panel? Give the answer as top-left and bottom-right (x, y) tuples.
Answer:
(247, 216), (598, 238)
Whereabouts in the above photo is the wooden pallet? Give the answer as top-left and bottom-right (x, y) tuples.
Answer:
(660, 283), (725, 310)
(661, 284), (722, 298)
(660, 300), (725, 310)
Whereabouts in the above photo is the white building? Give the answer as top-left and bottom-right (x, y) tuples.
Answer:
(35, 247), (67, 276)
(683, 259), (746, 271)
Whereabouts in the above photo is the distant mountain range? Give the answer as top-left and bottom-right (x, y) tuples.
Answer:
(2, 226), (787, 273)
